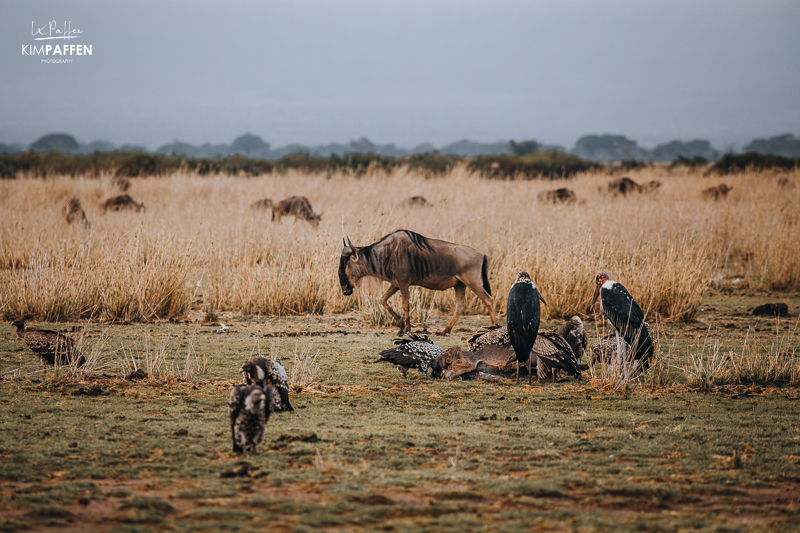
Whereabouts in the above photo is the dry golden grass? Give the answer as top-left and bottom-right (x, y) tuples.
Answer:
(1, 165), (798, 324)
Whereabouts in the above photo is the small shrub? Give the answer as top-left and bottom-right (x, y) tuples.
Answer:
(402, 153), (461, 176)
(330, 153), (400, 176)
(710, 152), (800, 175)
(669, 155), (709, 169)
(469, 151), (597, 179)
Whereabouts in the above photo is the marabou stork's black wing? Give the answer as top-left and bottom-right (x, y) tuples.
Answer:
(506, 283), (541, 364)
(533, 333), (582, 379)
(600, 282), (654, 362)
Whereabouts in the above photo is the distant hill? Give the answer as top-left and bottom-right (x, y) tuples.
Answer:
(30, 133), (80, 153)
(571, 134), (649, 162)
(649, 140), (719, 162)
(742, 134), (800, 158)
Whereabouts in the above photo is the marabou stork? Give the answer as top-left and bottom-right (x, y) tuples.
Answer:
(591, 271), (654, 370)
(505, 271), (545, 383)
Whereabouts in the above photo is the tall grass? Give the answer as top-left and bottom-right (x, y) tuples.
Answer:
(1, 165), (798, 323)
(680, 321), (800, 388)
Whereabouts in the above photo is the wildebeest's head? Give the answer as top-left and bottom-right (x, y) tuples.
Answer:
(309, 212), (322, 228)
(339, 235), (363, 296)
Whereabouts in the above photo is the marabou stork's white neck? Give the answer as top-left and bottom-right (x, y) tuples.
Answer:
(601, 279), (616, 290)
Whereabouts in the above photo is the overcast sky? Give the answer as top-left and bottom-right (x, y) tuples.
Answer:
(1, 0), (799, 150)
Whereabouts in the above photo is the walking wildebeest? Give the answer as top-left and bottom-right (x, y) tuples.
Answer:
(537, 188), (577, 204)
(701, 184), (732, 200)
(102, 194), (145, 212)
(339, 230), (498, 335)
(252, 196), (321, 227)
(112, 176), (131, 192)
(62, 196), (92, 230)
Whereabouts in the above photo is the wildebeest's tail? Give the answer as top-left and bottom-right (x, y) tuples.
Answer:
(481, 256), (491, 296)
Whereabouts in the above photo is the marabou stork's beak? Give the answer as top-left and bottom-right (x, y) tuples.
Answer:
(591, 283), (600, 310)
(539, 293), (547, 306)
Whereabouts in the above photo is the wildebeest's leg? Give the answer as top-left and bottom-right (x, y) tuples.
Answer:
(399, 285), (412, 333)
(463, 279), (497, 327)
(380, 285), (403, 328)
(440, 283), (467, 336)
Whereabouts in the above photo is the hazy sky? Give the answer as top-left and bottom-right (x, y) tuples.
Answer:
(1, 0), (799, 150)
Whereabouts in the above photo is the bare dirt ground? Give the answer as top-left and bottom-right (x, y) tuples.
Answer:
(1, 291), (799, 532)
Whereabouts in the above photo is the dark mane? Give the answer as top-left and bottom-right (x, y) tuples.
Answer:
(374, 230), (433, 252)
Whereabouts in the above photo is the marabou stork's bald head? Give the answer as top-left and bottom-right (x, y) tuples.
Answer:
(591, 270), (611, 308)
(511, 271), (546, 304)
(513, 271), (532, 285)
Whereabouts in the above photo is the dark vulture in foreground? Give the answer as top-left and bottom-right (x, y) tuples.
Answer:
(229, 384), (274, 454)
(12, 319), (85, 368)
(505, 271), (544, 383)
(592, 271), (655, 370)
(374, 333), (444, 378)
(239, 356), (293, 412)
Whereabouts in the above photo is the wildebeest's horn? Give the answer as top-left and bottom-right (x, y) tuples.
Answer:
(345, 235), (359, 261)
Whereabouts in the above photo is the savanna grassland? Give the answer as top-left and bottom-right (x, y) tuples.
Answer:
(1, 165), (799, 532)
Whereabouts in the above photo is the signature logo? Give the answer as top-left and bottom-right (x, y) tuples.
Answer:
(22, 21), (92, 62)
(31, 21), (82, 40)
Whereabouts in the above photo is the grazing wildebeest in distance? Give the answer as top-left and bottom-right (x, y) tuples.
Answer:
(642, 180), (662, 192)
(112, 176), (131, 192)
(102, 194), (145, 212)
(607, 177), (641, 195)
(701, 184), (733, 200)
(537, 188), (577, 204)
(402, 196), (429, 207)
(339, 230), (497, 335)
(251, 196), (322, 227)
(62, 196), (92, 230)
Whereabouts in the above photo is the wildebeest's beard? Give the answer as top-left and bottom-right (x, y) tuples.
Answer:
(339, 253), (354, 295)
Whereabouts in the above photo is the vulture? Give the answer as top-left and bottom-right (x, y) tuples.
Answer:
(470, 315), (588, 361)
(505, 271), (544, 383)
(468, 323), (510, 351)
(475, 317), (584, 381)
(589, 332), (629, 366)
(374, 333), (444, 378)
(591, 271), (655, 370)
(12, 319), (85, 368)
(239, 356), (293, 412)
(229, 384), (273, 454)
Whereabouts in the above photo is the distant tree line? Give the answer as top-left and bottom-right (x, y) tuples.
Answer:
(3, 132), (800, 162)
